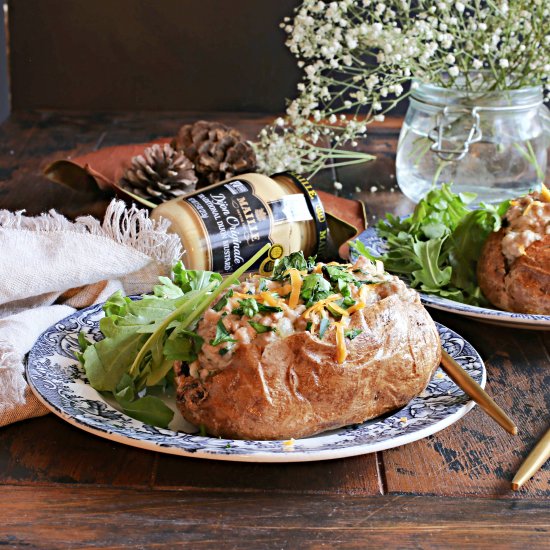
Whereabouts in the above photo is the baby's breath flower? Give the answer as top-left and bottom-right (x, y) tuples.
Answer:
(254, 0), (550, 176)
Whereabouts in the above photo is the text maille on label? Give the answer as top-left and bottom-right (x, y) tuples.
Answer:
(183, 179), (272, 273)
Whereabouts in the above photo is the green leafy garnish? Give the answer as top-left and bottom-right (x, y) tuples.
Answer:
(232, 297), (259, 317)
(232, 297), (282, 317)
(356, 184), (510, 305)
(345, 328), (362, 340)
(248, 321), (276, 334)
(212, 289), (233, 312)
(258, 278), (268, 292)
(210, 316), (237, 346)
(79, 243), (272, 428)
(272, 251), (315, 280)
(300, 273), (332, 307)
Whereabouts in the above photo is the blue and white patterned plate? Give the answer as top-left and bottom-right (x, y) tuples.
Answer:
(355, 228), (550, 331)
(26, 302), (485, 463)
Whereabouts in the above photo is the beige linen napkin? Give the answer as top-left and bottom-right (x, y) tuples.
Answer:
(0, 200), (182, 427)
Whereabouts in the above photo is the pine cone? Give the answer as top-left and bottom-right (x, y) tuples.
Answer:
(119, 143), (198, 204)
(173, 120), (257, 186)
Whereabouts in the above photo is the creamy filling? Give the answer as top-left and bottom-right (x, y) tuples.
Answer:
(188, 256), (414, 380)
(501, 190), (550, 264)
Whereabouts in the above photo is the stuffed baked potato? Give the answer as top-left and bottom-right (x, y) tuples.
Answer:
(175, 254), (441, 440)
(477, 187), (550, 314)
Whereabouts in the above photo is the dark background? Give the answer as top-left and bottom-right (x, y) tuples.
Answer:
(0, 1), (8, 122)
(2, 0), (302, 116)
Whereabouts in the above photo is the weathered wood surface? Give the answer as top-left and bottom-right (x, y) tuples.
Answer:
(1, 487), (549, 549)
(0, 111), (548, 547)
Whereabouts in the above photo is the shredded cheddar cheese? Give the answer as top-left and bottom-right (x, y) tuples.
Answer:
(523, 200), (544, 216)
(541, 183), (550, 202)
(334, 322), (347, 364)
(288, 269), (303, 309)
(260, 291), (283, 308)
(347, 301), (366, 314)
(233, 291), (260, 299)
(278, 284), (293, 295)
(303, 294), (342, 319)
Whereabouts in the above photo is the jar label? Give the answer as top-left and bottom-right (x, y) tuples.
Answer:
(183, 180), (270, 272)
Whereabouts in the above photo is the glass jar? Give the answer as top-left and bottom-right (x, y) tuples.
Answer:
(151, 172), (327, 272)
(396, 80), (549, 204)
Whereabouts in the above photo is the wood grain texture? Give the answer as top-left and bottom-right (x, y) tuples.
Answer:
(1, 487), (549, 549)
(154, 452), (381, 495)
(383, 311), (550, 498)
(0, 416), (155, 486)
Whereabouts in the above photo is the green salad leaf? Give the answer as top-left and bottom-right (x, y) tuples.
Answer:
(354, 184), (510, 306)
(78, 244), (271, 428)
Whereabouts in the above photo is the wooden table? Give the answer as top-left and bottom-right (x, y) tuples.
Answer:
(0, 112), (548, 548)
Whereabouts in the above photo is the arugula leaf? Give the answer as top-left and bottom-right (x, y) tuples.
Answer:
(117, 395), (174, 428)
(210, 317), (237, 346)
(349, 239), (377, 262)
(79, 244), (272, 428)
(163, 330), (204, 362)
(410, 239), (452, 290)
(172, 263), (223, 293)
(113, 374), (174, 428)
(300, 273), (332, 307)
(272, 251), (315, 280)
(446, 204), (508, 296)
(153, 276), (184, 299)
(248, 321), (276, 334)
(362, 184), (511, 306)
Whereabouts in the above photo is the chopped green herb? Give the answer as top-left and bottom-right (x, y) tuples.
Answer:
(341, 296), (356, 308)
(300, 273), (332, 307)
(325, 302), (343, 318)
(258, 278), (268, 292)
(210, 316), (237, 346)
(318, 318), (330, 339)
(212, 289), (233, 312)
(219, 348), (229, 356)
(272, 251), (315, 280)
(248, 321), (276, 334)
(232, 297), (259, 317)
(345, 328), (363, 340)
(306, 321), (312, 332)
(199, 424), (207, 437)
(232, 297), (282, 317)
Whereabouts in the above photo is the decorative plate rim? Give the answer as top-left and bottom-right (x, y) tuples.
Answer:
(26, 301), (486, 463)
(355, 227), (550, 329)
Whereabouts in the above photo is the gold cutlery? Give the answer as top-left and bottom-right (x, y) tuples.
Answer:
(440, 349), (517, 436)
(512, 427), (550, 490)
